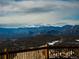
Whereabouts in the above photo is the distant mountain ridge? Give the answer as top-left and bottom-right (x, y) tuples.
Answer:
(0, 24), (52, 28)
(0, 25), (79, 39)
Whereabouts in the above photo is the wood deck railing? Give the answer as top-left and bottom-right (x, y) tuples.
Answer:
(0, 45), (79, 59)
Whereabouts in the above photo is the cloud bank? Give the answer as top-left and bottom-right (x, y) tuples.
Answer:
(0, 0), (79, 26)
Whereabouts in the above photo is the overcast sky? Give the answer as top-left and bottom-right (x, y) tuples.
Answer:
(0, 0), (79, 26)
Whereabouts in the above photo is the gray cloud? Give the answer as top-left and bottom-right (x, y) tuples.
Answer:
(0, 0), (79, 25)
(0, 0), (79, 16)
(25, 7), (54, 13)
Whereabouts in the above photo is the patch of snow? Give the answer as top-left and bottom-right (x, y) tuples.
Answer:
(48, 40), (59, 45)
(76, 39), (79, 42)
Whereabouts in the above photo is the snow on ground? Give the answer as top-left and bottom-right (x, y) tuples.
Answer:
(76, 39), (79, 42)
(48, 40), (59, 45)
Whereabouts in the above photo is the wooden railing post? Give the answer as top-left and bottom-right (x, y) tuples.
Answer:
(4, 48), (8, 59)
(47, 43), (49, 59)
